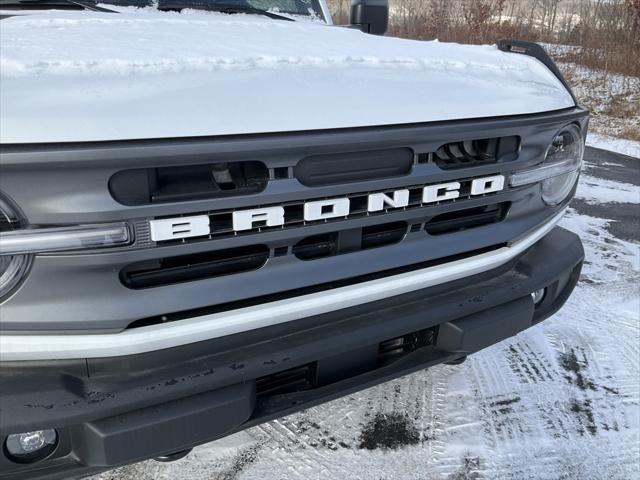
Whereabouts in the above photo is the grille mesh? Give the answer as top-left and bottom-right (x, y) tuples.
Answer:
(433, 136), (519, 169)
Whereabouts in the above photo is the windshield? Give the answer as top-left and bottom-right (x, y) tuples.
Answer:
(101, 0), (325, 18)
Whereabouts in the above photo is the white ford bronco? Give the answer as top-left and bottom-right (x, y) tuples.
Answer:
(0, 1), (587, 478)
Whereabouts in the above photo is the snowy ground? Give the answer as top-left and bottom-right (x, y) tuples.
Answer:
(542, 43), (640, 142)
(558, 62), (639, 142)
(93, 146), (639, 480)
(586, 133), (640, 159)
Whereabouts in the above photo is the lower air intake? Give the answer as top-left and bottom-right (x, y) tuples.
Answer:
(433, 136), (519, 169)
(121, 245), (269, 289)
(256, 364), (315, 397)
(425, 203), (510, 235)
(293, 222), (408, 261)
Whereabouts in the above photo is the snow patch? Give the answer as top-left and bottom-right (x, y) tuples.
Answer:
(587, 133), (640, 159)
(576, 174), (640, 205)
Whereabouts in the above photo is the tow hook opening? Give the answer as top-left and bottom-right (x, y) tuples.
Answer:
(444, 356), (468, 366)
(154, 448), (192, 463)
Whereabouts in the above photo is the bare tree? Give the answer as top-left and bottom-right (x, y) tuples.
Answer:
(326, 0), (638, 76)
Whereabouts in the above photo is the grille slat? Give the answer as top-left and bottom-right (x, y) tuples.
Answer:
(295, 148), (414, 187)
(122, 245), (269, 289)
(293, 222), (408, 261)
(123, 200), (508, 289)
(425, 203), (509, 235)
(256, 364), (315, 397)
(110, 161), (269, 206)
(434, 136), (519, 169)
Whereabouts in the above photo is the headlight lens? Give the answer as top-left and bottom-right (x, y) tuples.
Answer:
(540, 168), (580, 206)
(541, 125), (584, 205)
(0, 196), (31, 302)
(509, 124), (584, 206)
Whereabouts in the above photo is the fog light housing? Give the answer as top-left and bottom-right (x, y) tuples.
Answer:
(4, 430), (58, 464)
(531, 288), (546, 305)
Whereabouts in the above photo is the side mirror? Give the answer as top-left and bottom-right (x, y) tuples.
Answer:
(350, 0), (389, 35)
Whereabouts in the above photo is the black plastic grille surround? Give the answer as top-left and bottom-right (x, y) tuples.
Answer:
(295, 148), (414, 186)
(127, 242), (508, 328)
(256, 364), (316, 397)
(425, 203), (510, 235)
(109, 135), (520, 206)
(293, 222), (408, 261)
(121, 245), (270, 289)
(427, 136), (520, 169)
(121, 199), (510, 288)
(0, 107), (588, 333)
(110, 161), (269, 206)
(124, 139), (517, 287)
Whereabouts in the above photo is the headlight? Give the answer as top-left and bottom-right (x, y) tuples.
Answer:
(0, 196), (32, 302)
(540, 125), (584, 205)
(0, 195), (132, 303)
(510, 124), (584, 206)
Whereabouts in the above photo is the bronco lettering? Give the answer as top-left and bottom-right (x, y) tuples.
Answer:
(149, 174), (506, 242)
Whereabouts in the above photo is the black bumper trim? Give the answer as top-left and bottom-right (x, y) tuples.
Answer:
(0, 226), (584, 479)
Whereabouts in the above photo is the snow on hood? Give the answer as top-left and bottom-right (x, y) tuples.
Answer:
(0, 9), (575, 144)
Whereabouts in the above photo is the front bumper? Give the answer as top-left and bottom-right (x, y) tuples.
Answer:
(0, 226), (583, 479)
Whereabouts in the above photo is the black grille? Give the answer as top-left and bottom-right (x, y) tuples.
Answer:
(121, 245), (269, 289)
(425, 203), (510, 235)
(293, 233), (337, 261)
(295, 148), (414, 186)
(362, 222), (408, 250)
(256, 364), (315, 397)
(433, 136), (519, 169)
(293, 222), (407, 261)
(123, 200), (506, 290)
(129, 243), (506, 328)
(254, 326), (439, 399)
(378, 327), (439, 363)
(110, 161), (269, 206)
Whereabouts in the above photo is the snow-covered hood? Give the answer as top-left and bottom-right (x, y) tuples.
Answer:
(0, 9), (575, 144)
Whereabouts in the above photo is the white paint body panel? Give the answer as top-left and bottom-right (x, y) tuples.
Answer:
(0, 10), (574, 144)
